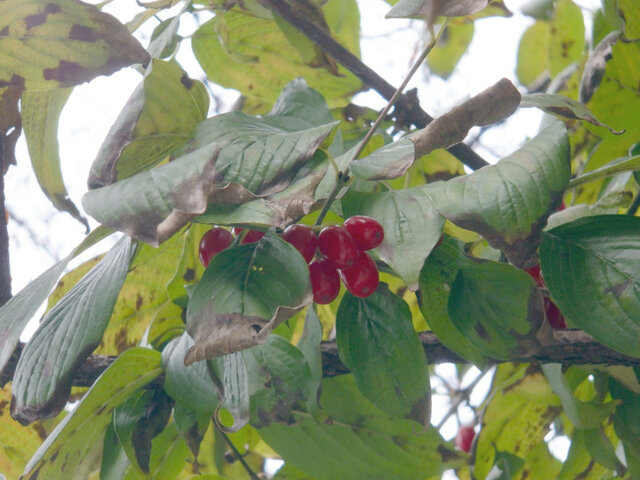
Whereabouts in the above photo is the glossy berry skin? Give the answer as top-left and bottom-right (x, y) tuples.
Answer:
(232, 227), (265, 244)
(317, 225), (359, 269)
(338, 251), (379, 298)
(309, 259), (340, 304)
(455, 426), (475, 452)
(199, 227), (233, 267)
(524, 264), (544, 288)
(545, 298), (567, 329)
(343, 216), (384, 251)
(282, 224), (317, 264)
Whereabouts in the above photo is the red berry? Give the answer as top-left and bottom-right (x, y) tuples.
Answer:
(455, 426), (475, 452)
(545, 298), (567, 329)
(282, 224), (317, 264)
(557, 201), (566, 211)
(317, 225), (359, 269)
(232, 227), (265, 244)
(199, 227), (233, 267)
(524, 264), (544, 288)
(343, 216), (384, 251)
(309, 259), (340, 304)
(338, 251), (379, 298)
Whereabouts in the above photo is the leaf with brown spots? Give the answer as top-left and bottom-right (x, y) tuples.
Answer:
(474, 364), (562, 479)
(11, 236), (134, 425)
(88, 59), (209, 189)
(83, 80), (337, 246)
(541, 215), (640, 358)
(0, 384), (47, 479)
(185, 232), (311, 363)
(0, 0), (149, 90)
(20, 348), (162, 479)
(427, 119), (571, 267)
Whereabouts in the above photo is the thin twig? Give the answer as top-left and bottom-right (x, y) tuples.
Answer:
(216, 424), (261, 480)
(313, 21), (448, 226)
(0, 167), (11, 306)
(434, 368), (491, 430)
(257, 0), (489, 171)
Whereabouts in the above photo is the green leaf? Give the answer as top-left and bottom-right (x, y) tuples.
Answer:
(21, 88), (88, 228)
(428, 119), (570, 267)
(336, 284), (430, 425)
(540, 215), (640, 357)
(191, 9), (361, 111)
(557, 425), (613, 479)
(0, 226), (112, 379)
(418, 236), (489, 365)
(162, 333), (220, 414)
(427, 22), (474, 79)
(100, 422), (130, 480)
(185, 232), (311, 363)
(447, 256), (546, 360)
(259, 375), (464, 480)
(516, 21), (550, 87)
(11, 236), (134, 425)
(21, 348), (162, 479)
(386, 0), (488, 20)
(619, 0), (640, 39)
(342, 187), (445, 287)
(245, 335), (311, 428)
(541, 364), (617, 429)
(83, 81), (337, 246)
(474, 365), (561, 480)
(0, 0), (149, 90)
(548, 0), (585, 77)
(113, 389), (173, 475)
(88, 59), (209, 188)
(219, 352), (250, 432)
(568, 154), (640, 188)
(521, 93), (624, 135)
(297, 307), (323, 412)
(611, 379), (640, 477)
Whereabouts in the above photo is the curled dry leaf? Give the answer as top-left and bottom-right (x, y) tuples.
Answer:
(387, 0), (489, 27)
(579, 31), (620, 104)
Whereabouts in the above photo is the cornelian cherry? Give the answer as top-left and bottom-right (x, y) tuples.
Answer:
(455, 426), (475, 452)
(317, 225), (359, 269)
(343, 216), (384, 251)
(524, 264), (544, 287)
(232, 227), (265, 244)
(545, 298), (567, 329)
(339, 251), (379, 298)
(199, 227), (233, 267)
(309, 259), (340, 304)
(282, 224), (317, 263)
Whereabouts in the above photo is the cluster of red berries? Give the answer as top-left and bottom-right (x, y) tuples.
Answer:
(198, 216), (385, 304)
(524, 264), (567, 329)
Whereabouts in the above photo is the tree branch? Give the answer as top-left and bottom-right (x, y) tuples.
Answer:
(258, 0), (489, 171)
(0, 168), (11, 306)
(2, 330), (639, 388)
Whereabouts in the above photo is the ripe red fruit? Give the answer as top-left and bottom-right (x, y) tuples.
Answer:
(338, 251), (379, 298)
(455, 426), (475, 452)
(317, 225), (359, 269)
(282, 224), (317, 263)
(309, 259), (340, 304)
(545, 298), (567, 329)
(524, 264), (544, 287)
(199, 227), (233, 267)
(232, 227), (265, 244)
(343, 216), (384, 251)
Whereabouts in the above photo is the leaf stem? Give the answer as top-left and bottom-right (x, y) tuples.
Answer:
(313, 20), (449, 226)
(216, 424), (261, 480)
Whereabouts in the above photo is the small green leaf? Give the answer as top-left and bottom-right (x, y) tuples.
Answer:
(185, 232), (311, 363)
(419, 236), (489, 365)
(336, 284), (430, 425)
(259, 375), (464, 480)
(21, 348), (162, 479)
(540, 215), (640, 358)
(219, 351), (250, 433)
(100, 422), (130, 480)
(542, 364), (617, 429)
(611, 379), (640, 477)
(516, 22), (550, 87)
(342, 187), (445, 287)
(162, 333), (220, 414)
(521, 93), (624, 135)
(427, 22), (474, 79)
(428, 119), (570, 267)
(11, 236), (134, 424)
(21, 88), (88, 228)
(548, 0), (585, 77)
(297, 307), (323, 412)
(0, 0), (149, 90)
